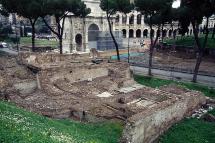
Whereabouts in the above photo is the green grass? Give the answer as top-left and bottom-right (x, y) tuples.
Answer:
(20, 37), (58, 48)
(160, 118), (215, 143)
(134, 75), (215, 98)
(208, 109), (215, 116)
(0, 101), (123, 143)
(165, 35), (215, 49)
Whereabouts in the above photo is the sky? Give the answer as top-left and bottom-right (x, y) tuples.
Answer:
(172, 0), (181, 8)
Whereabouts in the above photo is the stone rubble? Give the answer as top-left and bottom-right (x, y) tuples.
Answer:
(0, 52), (209, 143)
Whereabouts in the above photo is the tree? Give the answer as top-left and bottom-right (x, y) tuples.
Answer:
(0, 0), (43, 52)
(35, 17), (51, 34)
(41, 0), (91, 54)
(211, 0), (215, 39)
(100, 0), (133, 61)
(135, 0), (174, 76)
(179, 0), (214, 82)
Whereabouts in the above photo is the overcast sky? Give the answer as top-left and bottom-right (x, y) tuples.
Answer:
(172, 0), (181, 8)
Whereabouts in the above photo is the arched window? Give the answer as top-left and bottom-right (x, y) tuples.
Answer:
(129, 29), (134, 38)
(143, 29), (148, 38)
(115, 15), (120, 24)
(129, 14), (134, 25)
(137, 14), (142, 25)
(122, 15), (127, 24)
(122, 29), (126, 38)
(136, 29), (141, 38)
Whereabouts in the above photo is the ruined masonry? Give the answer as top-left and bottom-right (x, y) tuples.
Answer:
(9, 52), (206, 143)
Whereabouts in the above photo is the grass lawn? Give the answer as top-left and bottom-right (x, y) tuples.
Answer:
(134, 75), (215, 98)
(20, 37), (58, 48)
(165, 35), (215, 49)
(208, 109), (215, 116)
(159, 118), (215, 143)
(0, 101), (123, 143)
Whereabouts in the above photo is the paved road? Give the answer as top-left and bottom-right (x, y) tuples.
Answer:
(0, 48), (18, 55)
(131, 66), (215, 88)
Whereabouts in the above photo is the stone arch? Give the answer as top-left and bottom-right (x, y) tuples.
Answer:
(137, 14), (142, 25)
(115, 14), (120, 24)
(143, 29), (148, 38)
(122, 29), (127, 38)
(136, 29), (141, 38)
(129, 29), (134, 38)
(122, 14), (127, 24)
(129, 14), (134, 25)
(75, 34), (82, 51)
(88, 23), (100, 49)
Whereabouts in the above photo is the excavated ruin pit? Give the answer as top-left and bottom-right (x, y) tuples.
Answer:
(5, 52), (207, 143)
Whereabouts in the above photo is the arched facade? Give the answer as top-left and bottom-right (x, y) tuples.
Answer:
(129, 14), (134, 25)
(62, 0), (183, 53)
(88, 23), (100, 49)
(137, 14), (142, 25)
(122, 29), (126, 38)
(143, 29), (148, 38)
(129, 29), (134, 38)
(122, 15), (127, 24)
(136, 29), (141, 38)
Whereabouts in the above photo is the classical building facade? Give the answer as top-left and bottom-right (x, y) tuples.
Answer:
(62, 0), (177, 53)
(62, 0), (213, 53)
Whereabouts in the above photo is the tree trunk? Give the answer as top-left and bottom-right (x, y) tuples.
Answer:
(212, 25), (215, 39)
(192, 51), (203, 82)
(148, 44), (153, 76)
(148, 24), (160, 76)
(192, 18), (209, 83)
(59, 37), (63, 54)
(161, 24), (164, 43)
(32, 24), (36, 52)
(107, 12), (120, 61)
(29, 19), (36, 52)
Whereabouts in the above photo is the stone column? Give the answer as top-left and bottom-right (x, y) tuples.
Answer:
(142, 15), (145, 26)
(126, 14), (129, 25)
(127, 29), (129, 38)
(119, 14), (122, 25)
(134, 29), (136, 38)
(134, 14), (137, 26)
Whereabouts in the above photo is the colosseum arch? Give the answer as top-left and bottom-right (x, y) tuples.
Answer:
(136, 29), (141, 38)
(115, 14), (120, 24)
(137, 14), (142, 25)
(122, 14), (127, 24)
(129, 14), (134, 25)
(129, 29), (134, 38)
(122, 29), (127, 38)
(143, 29), (148, 38)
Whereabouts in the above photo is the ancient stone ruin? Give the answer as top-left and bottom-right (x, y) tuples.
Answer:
(2, 52), (207, 143)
